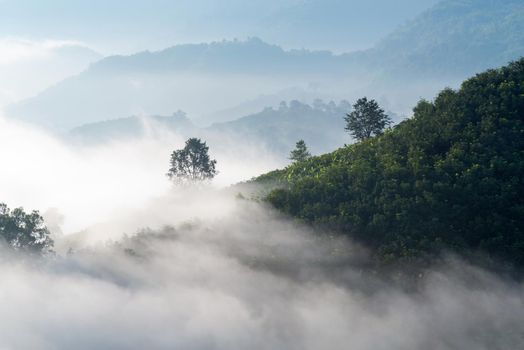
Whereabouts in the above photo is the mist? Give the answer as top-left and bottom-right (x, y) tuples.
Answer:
(0, 192), (523, 349)
(0, 0), (522, 345)
(0, 37), (101, 108)
(0, 112), (522, 349)
(0, 116), (283, 233)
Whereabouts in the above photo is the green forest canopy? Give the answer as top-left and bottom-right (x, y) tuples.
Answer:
(253, 58), (524, 266)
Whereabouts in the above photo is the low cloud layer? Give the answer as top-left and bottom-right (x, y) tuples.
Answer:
(0, 116), (282, 232)
(0, 38), (92, 65)
(0, 116), (522, 350)
(0, 195), (523, 350)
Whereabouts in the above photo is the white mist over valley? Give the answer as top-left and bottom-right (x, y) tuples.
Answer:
(0, 0), (523, 349)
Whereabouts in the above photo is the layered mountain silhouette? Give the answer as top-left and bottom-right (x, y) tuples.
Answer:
(363, 0), (524, 79)
(69, 100), (353, 158)
(7, 0), (524, 130)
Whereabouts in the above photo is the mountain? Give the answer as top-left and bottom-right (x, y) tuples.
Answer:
(68, 111), (196, 144)
(8, 38), (346, 130)
(249, 58), (524, 266)
(68, 100), (353, 158)
(88, 37), (346, 76)
(200, 86), (327, 124)
(7, 0), (524, 130)
(363, 0), (524, 79)
(253, 0), (440, 52)
(207, 100), (351, 156)
(0, 0), (440, 54)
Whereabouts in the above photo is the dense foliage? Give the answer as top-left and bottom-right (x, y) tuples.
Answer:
(257, 59), (524, 266)
(0, 203), (54, 254)
(167, 138), (218, 184)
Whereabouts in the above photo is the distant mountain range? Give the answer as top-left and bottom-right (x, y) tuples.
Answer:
(7, 0), (524, 130)
(87, 38), (345, 76)
(68, 111), (197, 144)
(0, 0), (441, 54)
(68, 100), (354, 158)
(363, 0), (524, 79)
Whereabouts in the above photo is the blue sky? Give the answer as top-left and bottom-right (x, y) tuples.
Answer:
(0, 0), (440, 54)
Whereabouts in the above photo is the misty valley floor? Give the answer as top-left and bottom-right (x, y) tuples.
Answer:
(1, 191), (523, 350)
(1, 1), (523, 349)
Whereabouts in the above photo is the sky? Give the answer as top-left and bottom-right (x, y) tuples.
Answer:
(0, 0), (440, 55)
(0, 0), (440, 107)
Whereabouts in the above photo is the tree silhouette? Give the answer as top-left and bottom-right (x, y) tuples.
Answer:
(345, 97), (391, 141)
(289, 139), (312, 162)
(167, 138), (217, 184)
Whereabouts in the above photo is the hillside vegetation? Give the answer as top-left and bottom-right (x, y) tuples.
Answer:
(254, 59), (524, 266)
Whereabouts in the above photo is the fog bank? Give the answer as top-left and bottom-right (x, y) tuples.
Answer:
(0, 116), (282, 233)
(1, 195), (523, 350)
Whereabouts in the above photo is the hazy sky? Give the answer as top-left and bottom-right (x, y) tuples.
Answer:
(0, 0), (441, 107)
(0, 0), (440, 54)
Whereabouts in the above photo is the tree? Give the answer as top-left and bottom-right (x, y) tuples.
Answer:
(289, 140), (312, 162)
(344, 97), (391, 141)
(167, 138), (217, 184)
(0, 203), (54, 254)
(262, 59), (524, 266)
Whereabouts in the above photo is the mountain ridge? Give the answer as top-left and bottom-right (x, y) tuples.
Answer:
(68, 100), (353, 158)
(7, 0), (524, 130)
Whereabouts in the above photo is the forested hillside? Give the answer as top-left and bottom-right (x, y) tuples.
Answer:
(252, 59), (524, 266)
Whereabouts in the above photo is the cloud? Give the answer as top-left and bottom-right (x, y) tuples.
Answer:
(0, 37), (91, 65)
(0, 116), (282, 233)
(0, 111), (522, 349)
(0, 194), (522, 349)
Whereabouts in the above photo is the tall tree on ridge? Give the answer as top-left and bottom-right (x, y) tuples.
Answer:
(345, 97), (391, 141)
